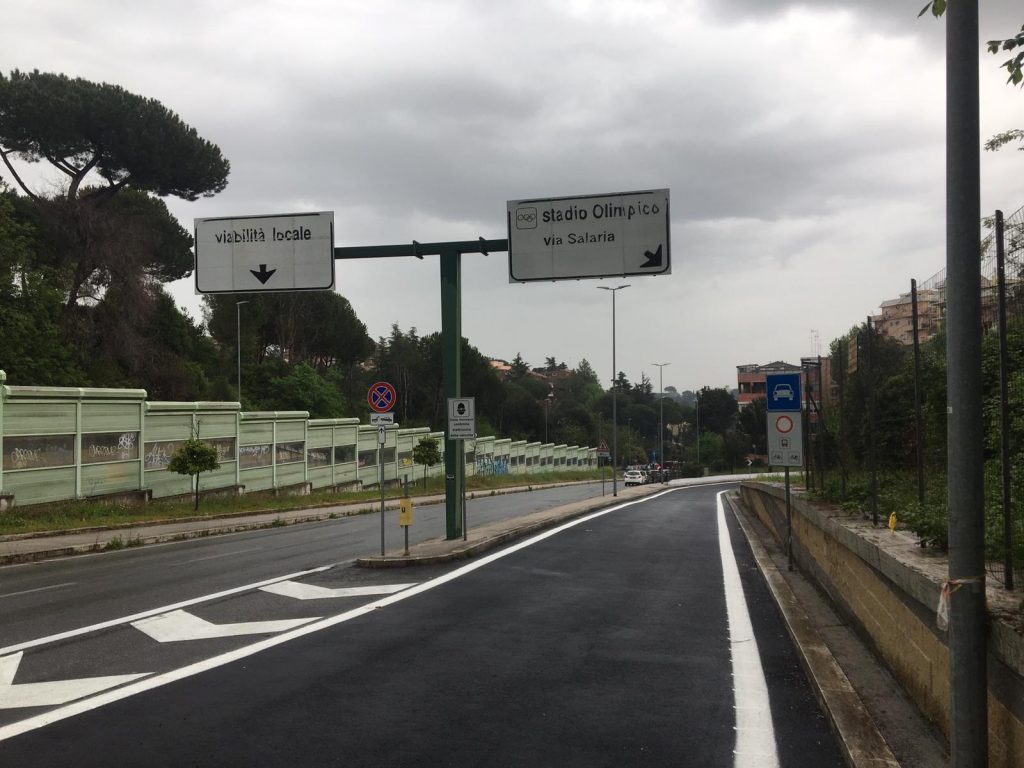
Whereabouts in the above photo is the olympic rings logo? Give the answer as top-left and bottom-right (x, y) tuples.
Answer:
(515, 207), (538, 229)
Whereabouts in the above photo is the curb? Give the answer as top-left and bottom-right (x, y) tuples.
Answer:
(725, 492), (900, 768)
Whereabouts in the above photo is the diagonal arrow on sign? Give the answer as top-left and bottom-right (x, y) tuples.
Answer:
(131, 610), (318, 643)
(0, 652), (149, 710)
(640, 244), (663, 269)
(260, 581), (416, 601)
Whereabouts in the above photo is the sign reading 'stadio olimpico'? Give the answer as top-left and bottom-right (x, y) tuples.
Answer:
(506, 189), (670, 282)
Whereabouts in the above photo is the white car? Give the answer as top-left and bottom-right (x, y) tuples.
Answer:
(623, 470), (646, 486)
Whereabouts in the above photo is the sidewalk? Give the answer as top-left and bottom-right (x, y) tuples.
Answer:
(0, 479), (641, 566)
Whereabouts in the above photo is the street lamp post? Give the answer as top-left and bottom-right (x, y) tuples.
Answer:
(236, 300), (249, 405)
(544, 390), (554, 443)
(597, 284), (630, 496)
(652, 362), (670, 481)
(695, 391), (701, 468)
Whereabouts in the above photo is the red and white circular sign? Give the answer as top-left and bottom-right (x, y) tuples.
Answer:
(774, 414), (794, 434)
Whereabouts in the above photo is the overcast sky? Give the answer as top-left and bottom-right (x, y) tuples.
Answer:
(3, 1), (1022, 393)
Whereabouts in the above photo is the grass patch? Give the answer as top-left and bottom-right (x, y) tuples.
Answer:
(0, 470), (605, 537)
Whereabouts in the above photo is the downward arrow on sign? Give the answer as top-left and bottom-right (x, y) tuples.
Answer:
(0, 652), (148, 710)
(132, 610), (318, 643)
(250, 264), (277, 284)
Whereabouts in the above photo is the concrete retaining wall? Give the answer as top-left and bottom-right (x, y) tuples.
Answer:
(739, 481), (1024, 767)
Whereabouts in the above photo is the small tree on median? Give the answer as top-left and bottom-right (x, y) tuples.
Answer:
(167, 437), (220, 510)
(412, 436), (442, 488)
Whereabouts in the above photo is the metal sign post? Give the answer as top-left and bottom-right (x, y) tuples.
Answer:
(378, 425), (386, 556)
(766, 371), (802, 572)
(367, 382), (397, 557)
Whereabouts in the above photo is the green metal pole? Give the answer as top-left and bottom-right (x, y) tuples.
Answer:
(441, 249), (463, 539)
(946, 3), (987, 765)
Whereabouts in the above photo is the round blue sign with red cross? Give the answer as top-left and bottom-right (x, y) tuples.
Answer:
(367, 381), (397, 413)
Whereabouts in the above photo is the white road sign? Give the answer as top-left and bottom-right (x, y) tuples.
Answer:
(767, 412), (804, 468)
(507, 189), (670, 282)
(447, 397), (476, 439)
(194, 211), (335, 294)
(369, 413), (394, 426)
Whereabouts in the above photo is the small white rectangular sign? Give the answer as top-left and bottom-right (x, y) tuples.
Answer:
(369, 413), (394, 426)
(447, 397), (476, 440)
(507, 189), (670, 282)
(194, 211), (335, 294)
(767, 412), (804, 468)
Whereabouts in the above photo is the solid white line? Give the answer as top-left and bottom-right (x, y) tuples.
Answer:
(0, 582), (76, 599)
(0, 566), (332, 658)
(717, 491), (779, 768)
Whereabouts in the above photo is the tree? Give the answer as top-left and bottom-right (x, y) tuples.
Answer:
(264, 363), (345, 418)
(509, 353), (530, 379)
(920, 5), (1024, 150)
(167, 437), (220, 511)
(412, 436), (442, 487)
(737, 397), (768, 455)
(0, 70), (229, 202)
(696, 387), (739, 436)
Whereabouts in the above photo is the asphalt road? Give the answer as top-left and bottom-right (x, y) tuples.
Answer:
(0, 483), (845, 767)
(0, 482), (610, 649)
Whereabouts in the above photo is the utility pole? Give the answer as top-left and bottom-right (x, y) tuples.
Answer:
(945, 3), (987, 766)
(652, 362), (670, 480)
(598, 284), (630, 496)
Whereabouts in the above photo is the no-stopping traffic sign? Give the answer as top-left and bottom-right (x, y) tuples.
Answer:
(367, 382), (397, 413)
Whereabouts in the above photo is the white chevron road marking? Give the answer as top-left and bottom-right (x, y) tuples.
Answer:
(260, 581), (416, 600)
(0, 652), (148, 710)
(132, 610), (319, 643)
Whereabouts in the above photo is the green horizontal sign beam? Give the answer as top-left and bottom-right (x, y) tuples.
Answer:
(334, 239), (508, 260)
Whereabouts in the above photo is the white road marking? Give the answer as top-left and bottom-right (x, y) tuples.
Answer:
(169, 548), (263, 566)
(0, 652), (148, 710)
(0, 487), (686, 742)
(260, 581), (416, 600)
(0, 565), (332, 657)
(132, 610), (319, 643)
(0, 582), (76, 599)
(717, 491), (780, 768)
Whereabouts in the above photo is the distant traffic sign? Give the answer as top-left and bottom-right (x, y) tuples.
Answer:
(767, 412), (804, 467)
(447, 397), (476, 439)
(367, 382), (397, 413)
(766, 373), (802, 411)
(369, 412), (394, 426)
(194, 211), (335, 294)
(507, 189), (670, 282)
(766, 372), (803, 467)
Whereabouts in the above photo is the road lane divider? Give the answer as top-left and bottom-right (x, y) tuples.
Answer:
(260, 581), (417, 600)
(0, 565), (332, 658)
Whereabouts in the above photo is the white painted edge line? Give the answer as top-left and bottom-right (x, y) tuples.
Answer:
(717, 490), (780, 768)
(0, 487), (694, 742)
(0, 565), (332, 658)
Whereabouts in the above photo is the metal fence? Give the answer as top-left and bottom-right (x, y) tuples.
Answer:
(813, 204), (1024, 590)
